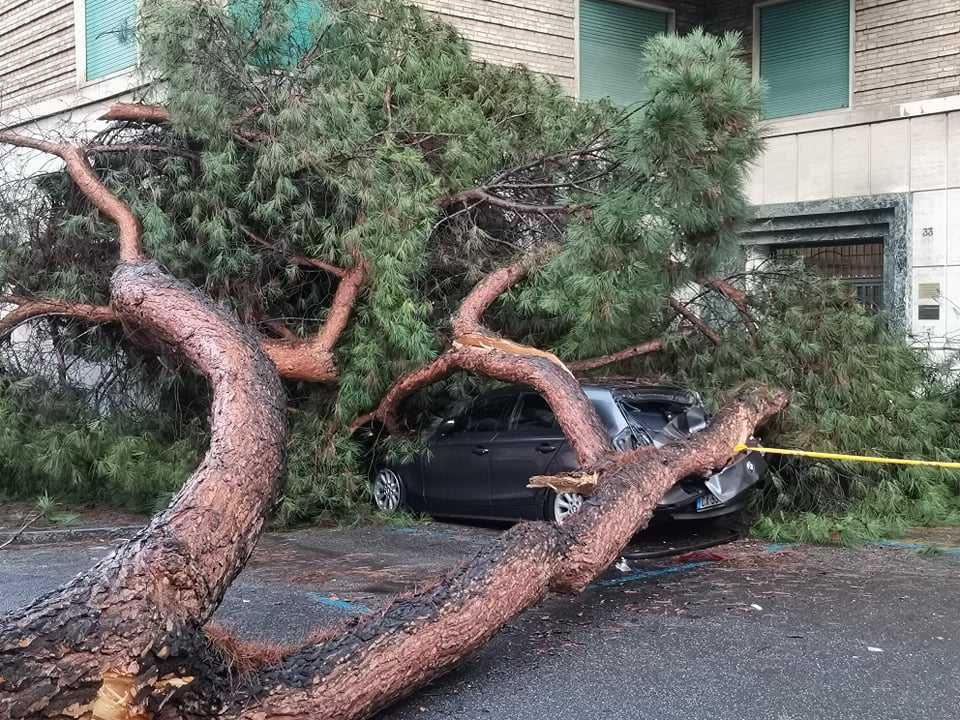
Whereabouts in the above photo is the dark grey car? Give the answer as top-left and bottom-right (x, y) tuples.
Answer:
(370, 382), (766, 524)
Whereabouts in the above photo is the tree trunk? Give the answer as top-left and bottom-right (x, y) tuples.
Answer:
(0, 261), (288, 719)
(207, 386), (786, 720)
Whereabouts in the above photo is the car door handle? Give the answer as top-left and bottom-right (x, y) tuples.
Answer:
(473, 446), (489, 455)
(536, 443), (558, 453)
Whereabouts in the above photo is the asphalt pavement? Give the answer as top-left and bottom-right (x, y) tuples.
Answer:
(1, 522), (958, 720)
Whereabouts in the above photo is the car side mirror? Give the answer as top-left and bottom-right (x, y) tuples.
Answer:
(439, 418), (457, 435)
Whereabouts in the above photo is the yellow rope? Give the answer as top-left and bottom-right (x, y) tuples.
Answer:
(733, 443), (960, 470)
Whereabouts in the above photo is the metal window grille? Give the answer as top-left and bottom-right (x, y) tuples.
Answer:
(770, 241), (883, 310)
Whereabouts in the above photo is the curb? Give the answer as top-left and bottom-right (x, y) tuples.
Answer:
(0, 525), (143, 547)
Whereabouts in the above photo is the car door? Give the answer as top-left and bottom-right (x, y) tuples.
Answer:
(422, 393), (517, 517)
(488, 392), (565, 519)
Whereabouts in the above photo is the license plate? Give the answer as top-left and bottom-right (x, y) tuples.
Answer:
(696, 493), (723, 512)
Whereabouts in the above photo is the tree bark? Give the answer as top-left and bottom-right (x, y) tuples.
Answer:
(211, 385), (787, 720)
(353, 259), (612, 467)
(569, 339), (664, 372)
(0, 297), (116, 338)
(0, 262), (288, 719)
(260, 259), (365, 383)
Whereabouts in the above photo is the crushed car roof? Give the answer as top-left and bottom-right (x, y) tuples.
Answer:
(583, 381), (701, 406)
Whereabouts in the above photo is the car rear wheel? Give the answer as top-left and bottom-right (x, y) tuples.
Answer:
(372, 468), (405, 513)
(546, 490), (584, 525)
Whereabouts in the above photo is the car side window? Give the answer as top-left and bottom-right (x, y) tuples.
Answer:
(466, 395), (515, 432)
(513, 394), (559, 431)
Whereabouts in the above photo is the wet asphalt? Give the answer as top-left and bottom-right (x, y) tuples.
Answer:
(1, 522), (958, 720)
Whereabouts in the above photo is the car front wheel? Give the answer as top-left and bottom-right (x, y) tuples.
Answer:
(372, 468), (405, 513)
(546, 490), (584, 525)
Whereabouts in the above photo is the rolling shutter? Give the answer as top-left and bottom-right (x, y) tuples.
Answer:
(85, 0), (138, 81)
(229, 0), (325, 67)
(759, 0), (850, 119)
(579, 0), (668, 107)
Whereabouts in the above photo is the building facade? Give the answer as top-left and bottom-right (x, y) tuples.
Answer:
(2, 0), (959, 344)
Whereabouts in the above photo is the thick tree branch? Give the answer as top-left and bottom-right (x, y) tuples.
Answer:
(220, 385), (788, 720)
(0, 266), (288, 719)
(0, 129), (288, 718)
(261, 259), (366, 382)
(450, 261), (528, 336)
(0, 130), (143, 262)
(568, 340), (665, 372)
(353, 259), (610, 466)
(669, 298), (721, 346)
(0, 296), (116, 338)
(100, 103), (172, 124)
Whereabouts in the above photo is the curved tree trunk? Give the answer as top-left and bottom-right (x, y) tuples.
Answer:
(0, 262), (287, 719)
(353, 259), (613, 467)
(0, 121), (781, 720)
(208, 386), (786, 720)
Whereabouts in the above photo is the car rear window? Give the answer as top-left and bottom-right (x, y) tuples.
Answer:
(466, 395), (515, 432)
(513, 394), (560, 431)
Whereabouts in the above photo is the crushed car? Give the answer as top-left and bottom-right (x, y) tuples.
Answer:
(367, 381), (766, 524)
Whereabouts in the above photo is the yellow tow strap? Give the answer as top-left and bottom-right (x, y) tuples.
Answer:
(733, 443), (960, 471)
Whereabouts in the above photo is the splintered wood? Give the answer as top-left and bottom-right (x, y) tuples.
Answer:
(528, 471), (599, 495)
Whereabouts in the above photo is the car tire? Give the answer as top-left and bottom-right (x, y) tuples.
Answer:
(544, 490), (584, 525)
(372, 468), (405, 513)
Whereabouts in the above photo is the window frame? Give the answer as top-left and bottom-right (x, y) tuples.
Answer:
(752, 0), (855, 121)
(510, 393), (561, 433)
(73, 0), (142, 87)
(573, 0), (676, 101)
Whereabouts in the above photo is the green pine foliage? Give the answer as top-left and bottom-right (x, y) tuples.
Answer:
(631, 271), (960, 542)
(516, 31), (761, 358)
(2, 0), (956, 535)
(0, 379), (201, 513)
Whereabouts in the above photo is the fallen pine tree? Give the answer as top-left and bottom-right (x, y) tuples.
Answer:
(0, 1), (792, 716)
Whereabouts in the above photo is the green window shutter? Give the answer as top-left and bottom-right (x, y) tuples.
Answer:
(229, 0), (325, 67)
(85, 0), (138, 81)
(579, 0), (668, 107)
(759, 0), (850, 119)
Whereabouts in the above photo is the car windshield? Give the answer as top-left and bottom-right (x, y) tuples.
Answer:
(618, 399), (690, 434)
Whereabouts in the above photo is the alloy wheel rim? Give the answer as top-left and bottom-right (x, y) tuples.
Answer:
(554, 492), (583, 524)
(373, 469), (402, 512)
